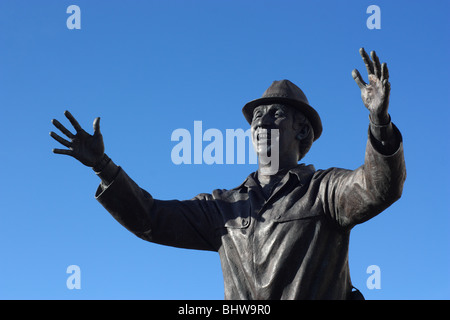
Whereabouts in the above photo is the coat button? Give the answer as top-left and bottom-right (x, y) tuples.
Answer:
(241, 218), (249, 227)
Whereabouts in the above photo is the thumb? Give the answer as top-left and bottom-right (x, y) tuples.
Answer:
(352, 69), (366, 89)
(93, 117), (101, 136)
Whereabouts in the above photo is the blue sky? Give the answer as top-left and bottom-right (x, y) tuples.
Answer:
(0, 0), (448, 300)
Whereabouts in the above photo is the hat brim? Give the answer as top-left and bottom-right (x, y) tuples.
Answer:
(242, 97), (322, 141)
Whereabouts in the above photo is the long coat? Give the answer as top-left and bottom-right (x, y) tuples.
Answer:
(95, 125), (406, 299)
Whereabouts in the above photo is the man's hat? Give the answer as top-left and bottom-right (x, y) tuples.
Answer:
(242, 80), (322, 141)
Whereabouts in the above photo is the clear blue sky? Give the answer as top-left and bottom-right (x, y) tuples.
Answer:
(0, 0), (448, 300)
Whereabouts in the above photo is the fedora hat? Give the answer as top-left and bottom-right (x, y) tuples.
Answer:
(242, 80), (322, 141)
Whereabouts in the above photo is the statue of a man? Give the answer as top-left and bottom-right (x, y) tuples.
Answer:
(50, 48), (406, 299)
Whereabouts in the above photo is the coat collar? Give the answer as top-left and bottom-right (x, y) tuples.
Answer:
(236, 163), (316, 191)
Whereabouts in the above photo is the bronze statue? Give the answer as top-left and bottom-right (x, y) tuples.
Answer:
(50, 48), (406, 299)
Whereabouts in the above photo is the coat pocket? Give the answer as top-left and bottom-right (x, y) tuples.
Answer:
(272, 208), (321, 223)
(213, 190), (252, 230)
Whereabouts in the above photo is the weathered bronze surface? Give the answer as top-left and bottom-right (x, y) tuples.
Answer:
(50, 48), (406, 299)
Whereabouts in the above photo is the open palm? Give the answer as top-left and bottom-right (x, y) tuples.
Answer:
(50, 110), (105, 167)
(352, 48), (391, 124)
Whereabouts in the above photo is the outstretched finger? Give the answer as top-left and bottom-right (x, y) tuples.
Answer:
(371, 51), (382, 78)
(52, 148), (73, 156)
(381, 63), (389, 82)
(360, 48), (374, 75)
(52, 119), (75, 139)
(50, 131), (72, 148)
(352, 69), (367, 89)
(93, 117), (101, 136)
(383, 79), (391, 97)
(64, 110), (82, 132)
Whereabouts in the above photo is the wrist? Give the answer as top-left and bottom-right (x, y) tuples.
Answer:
(92, 154), (110, 172)
(369, 114), (392, 141)
(369, 112), (390, 126)
(94, 155), (120, 186)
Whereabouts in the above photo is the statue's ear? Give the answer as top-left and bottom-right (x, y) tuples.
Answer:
(296, 125), (310, 141)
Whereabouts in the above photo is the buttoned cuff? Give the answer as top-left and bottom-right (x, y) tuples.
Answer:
(368, 114), (402, 156)
(94, 155), (120, 187)
(369, 114), (393, 141)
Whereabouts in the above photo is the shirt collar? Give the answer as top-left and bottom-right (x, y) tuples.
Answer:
(237, 163), (316, 190)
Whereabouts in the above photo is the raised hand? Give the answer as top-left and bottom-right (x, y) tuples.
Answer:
(352, 48), (391, 125)
(50, 111), (105, 167)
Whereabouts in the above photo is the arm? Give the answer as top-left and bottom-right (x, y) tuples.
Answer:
(323, 49), (406, 229)
(94, 168), (220, 251)
(352, 48), (401, 154)
(50, 111), (220, 251)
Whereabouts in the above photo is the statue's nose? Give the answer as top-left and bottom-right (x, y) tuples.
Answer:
(253, 112), (274, 129)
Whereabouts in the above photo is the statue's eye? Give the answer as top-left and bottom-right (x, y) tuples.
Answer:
(274, 110), (284, 118)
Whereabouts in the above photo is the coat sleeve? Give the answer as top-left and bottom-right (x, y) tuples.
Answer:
(318, 123), (406, 229)
(95, 168), (221, 252)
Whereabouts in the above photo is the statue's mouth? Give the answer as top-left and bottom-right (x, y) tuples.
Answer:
(256, 128), (271, 142)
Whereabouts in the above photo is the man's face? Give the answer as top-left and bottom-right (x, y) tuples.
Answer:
(251, 104), (299, 163)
